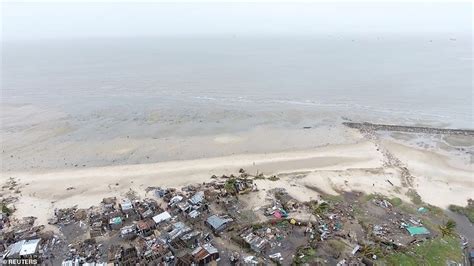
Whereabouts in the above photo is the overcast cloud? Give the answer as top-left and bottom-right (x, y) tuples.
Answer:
(2, 2), (472, 41)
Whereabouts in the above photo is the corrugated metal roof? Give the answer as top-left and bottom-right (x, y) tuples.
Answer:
(191, 246), (209, 260)
(203, 243), (218, 254)
(121, 199), (133, 211)
(169, 195), (183, 205)
(191, 243), (218, 261)
(141, 209), (153, 218)
(189, 191), (205, 205)
(19, 239), (41, 256)
(206, 215), (233, 230)
(177, 202), (191, 211)
(173, 222), (186, 230)
(181, 230), (201, 241)
(121, 225), (136, 235)
(5, 240), (25, 257)
(242, 232), (268, 252)
(137, 219), (155, 230)
(168, 222), (191, 240)
(188, 210), (201, 218)
(152, 211), (171, 224)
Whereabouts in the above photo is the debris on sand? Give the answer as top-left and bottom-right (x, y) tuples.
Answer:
(0, 171), (467, 265)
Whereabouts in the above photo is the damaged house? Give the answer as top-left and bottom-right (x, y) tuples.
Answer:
(205, 215), (233, 234)
(241, 231), (269, 253)
(153, 211), (172, 225)
(3, 238), (42, 260)
(177, 243), (220, 265)
(136, 218), (156, 237)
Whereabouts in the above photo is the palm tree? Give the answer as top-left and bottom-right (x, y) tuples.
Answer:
(360, 245), (381, 258)
(224, 178), (237, 195)
(439, 219), (456, 237)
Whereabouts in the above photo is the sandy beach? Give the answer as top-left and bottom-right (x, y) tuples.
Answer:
(2, 126), (472, 227)
(1, 2), (473, 264)
(1, 27), (472, 265)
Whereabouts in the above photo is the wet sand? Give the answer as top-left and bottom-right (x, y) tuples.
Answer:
(1, 100), (473, 228)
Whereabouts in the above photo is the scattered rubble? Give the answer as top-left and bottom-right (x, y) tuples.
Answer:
(0, 171), (468, 265)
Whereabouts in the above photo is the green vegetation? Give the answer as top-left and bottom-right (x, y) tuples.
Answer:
(384, 236), (463, 266)
(311, 201), (329, 216)
(424, 204), (444, 217)
(360, 244), (382, 259)
(421, 218), (440, 234)
(406, 189), (423, 205)
(361, 193), (378, 203)
(327, 239), (346, 256)
(293, 246), (317, 264)
(439, 219), (456, 237)
(448, 199), (474, 223)
(277, 220), (289, 227)
(1, 204), (12, 215)
(251, 223), (264, 230)
(359, 193), (402, 207)
(224, 178), (237, 194)
(398, 203), (417, 215)
(388, 197), (402, 207)
(321, 194), (344, 203)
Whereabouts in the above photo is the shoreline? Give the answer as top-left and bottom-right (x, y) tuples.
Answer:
(1, 138), (472, 227)
(343, 122), (474, 136)
(1, 121), (472, 265)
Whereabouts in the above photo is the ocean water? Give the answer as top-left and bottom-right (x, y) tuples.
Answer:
(2, 35), (473, 130)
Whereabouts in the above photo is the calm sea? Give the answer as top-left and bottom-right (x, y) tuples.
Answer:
(2, 35), (472, 129)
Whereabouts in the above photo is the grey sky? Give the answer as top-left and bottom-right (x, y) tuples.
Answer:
(2, 2), (472, 41)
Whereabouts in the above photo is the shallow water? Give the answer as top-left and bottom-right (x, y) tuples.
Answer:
(2, 35), (472, 130)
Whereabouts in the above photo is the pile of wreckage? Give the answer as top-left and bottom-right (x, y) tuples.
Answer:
(234, 218), (312, 264)
(262, 188), (303, 220)
(1, 170), (450, 265)
(61, 238), (105, 265)
(50, 185), (233, 265)
(1, 217), (63, 264)
(368, 197), (432, 249)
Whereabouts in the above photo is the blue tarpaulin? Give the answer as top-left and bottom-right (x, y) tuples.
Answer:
(406, 226), (430, 236)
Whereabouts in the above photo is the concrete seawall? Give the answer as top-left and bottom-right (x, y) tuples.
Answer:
(343, 122), (474, 136)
